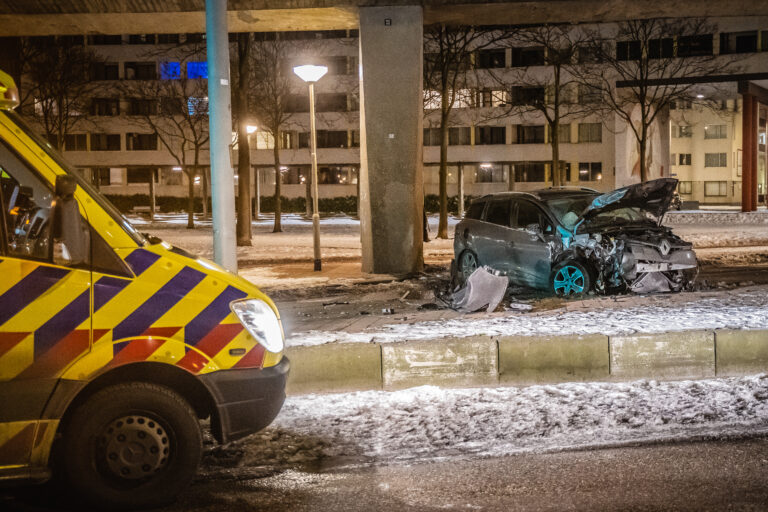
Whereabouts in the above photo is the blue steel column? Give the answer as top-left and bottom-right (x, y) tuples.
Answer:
(206, 0), (237, 272)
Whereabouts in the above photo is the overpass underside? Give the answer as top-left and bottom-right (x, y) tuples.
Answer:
(1, 1), (766, 273)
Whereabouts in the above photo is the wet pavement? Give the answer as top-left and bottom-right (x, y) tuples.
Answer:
(5, 437), (768, 511)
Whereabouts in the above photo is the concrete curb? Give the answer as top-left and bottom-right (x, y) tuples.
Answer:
(284, 328), (768, 395)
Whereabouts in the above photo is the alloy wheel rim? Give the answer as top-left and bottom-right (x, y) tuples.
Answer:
(554, 266), (585, 295)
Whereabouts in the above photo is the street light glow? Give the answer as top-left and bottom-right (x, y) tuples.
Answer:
(293, 64), (328, 83)
(246, 125), (258, 134)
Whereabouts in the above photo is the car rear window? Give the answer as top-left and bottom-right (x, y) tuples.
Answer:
(465, 200), (485, 220)
(485, 200), (511, 227)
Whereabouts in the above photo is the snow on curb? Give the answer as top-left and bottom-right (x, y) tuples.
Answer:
(665, 210), (768, 225)
(285, 288), (768, 347)
(241, 375), (768, 466)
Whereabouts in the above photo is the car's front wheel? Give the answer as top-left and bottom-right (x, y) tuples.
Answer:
(57, 382), (202, 510)
(551, 260), (592, 297)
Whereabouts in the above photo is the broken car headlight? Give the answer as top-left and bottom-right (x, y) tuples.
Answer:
(230, 299), (284, 353)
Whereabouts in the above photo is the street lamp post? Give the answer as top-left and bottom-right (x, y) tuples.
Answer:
(293, 64), (328, 272)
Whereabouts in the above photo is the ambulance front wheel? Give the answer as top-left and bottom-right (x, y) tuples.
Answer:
(58, 382), (203, 510)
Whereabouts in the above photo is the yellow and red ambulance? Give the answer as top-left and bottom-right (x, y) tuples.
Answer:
(0, 70), (289, 508)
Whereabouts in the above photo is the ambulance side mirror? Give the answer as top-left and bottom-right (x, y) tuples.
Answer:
(52, 175), (89, 266)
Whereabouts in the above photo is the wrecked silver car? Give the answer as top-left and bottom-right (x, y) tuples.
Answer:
(452, 178), (698, 296)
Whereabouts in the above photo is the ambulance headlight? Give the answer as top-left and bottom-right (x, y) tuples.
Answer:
(230, 299), (284, 353)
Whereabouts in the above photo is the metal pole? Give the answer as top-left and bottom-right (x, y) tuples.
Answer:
(206, 0), (237, 272)
(309, 81), (322, 271)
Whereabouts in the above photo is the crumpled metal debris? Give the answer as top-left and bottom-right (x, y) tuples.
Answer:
(451, 267), (509, 313)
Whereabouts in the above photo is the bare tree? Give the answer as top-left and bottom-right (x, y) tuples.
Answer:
(19, 36), (101, 150)
(122, 67), (209, 229)
(233, 33), (253, 246)
(424, 25), (515, 238)
(491, 25), (588, 187)
(574, 18), (739, 182)
(249, 34), (294, 233)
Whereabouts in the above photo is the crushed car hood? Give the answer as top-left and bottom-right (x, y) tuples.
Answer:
(580, 178), (678, 223)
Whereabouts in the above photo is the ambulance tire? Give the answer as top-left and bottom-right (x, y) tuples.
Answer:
(58, 382), (202, 510)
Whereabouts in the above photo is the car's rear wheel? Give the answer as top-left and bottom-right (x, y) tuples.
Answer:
(551, 261), (591, 297)
(57, 382), (202, 510)
(457, 249), (479, 284)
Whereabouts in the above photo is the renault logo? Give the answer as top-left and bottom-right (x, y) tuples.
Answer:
(659, 239), (671, 256)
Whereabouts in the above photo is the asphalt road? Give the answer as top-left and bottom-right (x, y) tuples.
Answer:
(5, 437), (768, 511)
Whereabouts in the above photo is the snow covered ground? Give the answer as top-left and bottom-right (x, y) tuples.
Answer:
(235, 375), (768, 467)
(285, 286), (768, 347)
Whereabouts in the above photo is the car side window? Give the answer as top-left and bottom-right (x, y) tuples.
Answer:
(0, 141), (54, 261)
(465, 200), (485, 220)
(485, 199), (511, 227)
(515, 200), (553, 233)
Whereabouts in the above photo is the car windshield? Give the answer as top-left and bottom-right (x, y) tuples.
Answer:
(2, 110), (146, 246)
(544, 195), (596, 230)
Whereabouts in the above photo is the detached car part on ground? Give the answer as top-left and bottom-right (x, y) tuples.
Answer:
(452, 178), (698, 297)
(0, 71), (288, 510)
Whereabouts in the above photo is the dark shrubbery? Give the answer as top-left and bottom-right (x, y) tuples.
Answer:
(106, 194), (360, 215)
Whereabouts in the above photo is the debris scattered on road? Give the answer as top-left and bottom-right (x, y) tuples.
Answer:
(450, 267), (509, 313)
(382, 308), (395, 315)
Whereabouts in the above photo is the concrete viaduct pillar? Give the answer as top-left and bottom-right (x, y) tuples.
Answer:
(358, 6), (424, 275)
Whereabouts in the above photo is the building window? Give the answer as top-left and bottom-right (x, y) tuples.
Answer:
(157, 34), (180, 44)
(476, 89), (507, 108)
(677, 34), (713, 57)
(124, 62), (157, 80)
(677, 125), (692, 138)
(678, 153), (692, 165)
(704, 181), (727, 196)
(91, 98), (120, 116)
(648, 38), (674, 59)
(315, 93), (348, 112)
(91, 167), (111, 187)
(160, 62), (181, 79)
(548, 124), (571, 143)
(64, 134), (87, 151)
(704, 153), (727, 167)
(128, 98), (157, 116)
(449, 127), (471, 146)
(578, 123), (602, 143)
(128, 34), (156, 45)
(720, 31), (757, 54)
(88, 34), (122, 45)
(514, 162), (546, 182)
(285, 94), (309, 113)
(509, 86), (545, 106)
(616, 40), (641, 60)
(298, 130), (349, 149)
(320, 56), (349, 75)
(704, 124), (727, 139)
(187, 97), (208, 116)
(670, 100), (692, 110)
(578, 162), (602, 181)
(187, 61), (208, 79)
(184, 33), (206, 43)
(678, 181), (693, 195)
(252, 131), (275, 150)
(126, 133), (158, 151)
(475, 163), (508, 183)
(511, 47), (545, 67)
(477, 49), (506, 69)
(90, 62), (119, 80)
(319, 165), (357, 184)
(515, 125), (545, 144)
(90, 134), (121, 151)
(126, 167), (158, 184)
(474, 126), (506, 145)
(160, 97), (184, 115)
(578, 84), (601, 104)
(423, 128), (440, 146)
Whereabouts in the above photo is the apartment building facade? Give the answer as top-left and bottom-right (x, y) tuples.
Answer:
(16, 16), (768, 208)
